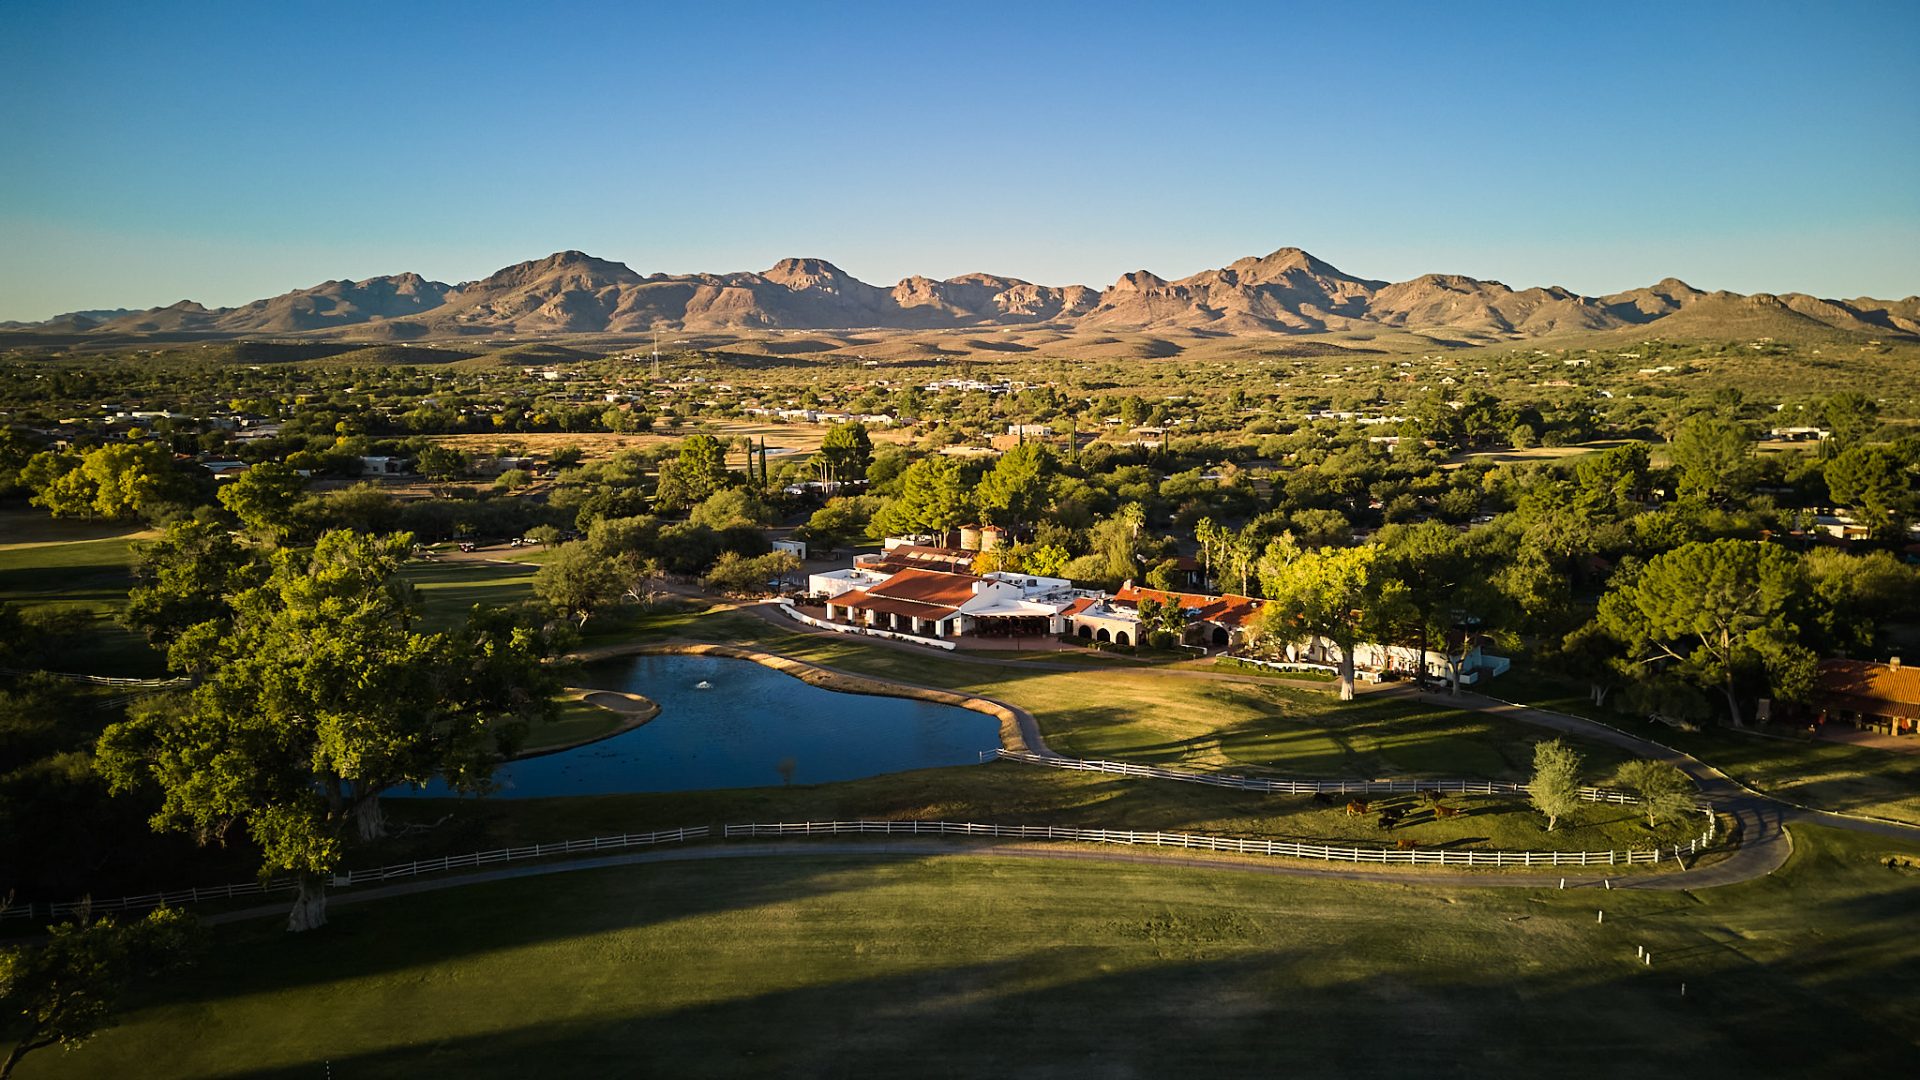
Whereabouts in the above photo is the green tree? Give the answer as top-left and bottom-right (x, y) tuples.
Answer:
(1572, 442), (1651, 516)
(1613, 759), (1696, 830)
(816, 421), (874, 487)
(868, 456), (970, 539)
(216, 460), (309, 542)
(0, 909), (202, 1080)
(1802, 548), (1920, 656)
(1078, 503), (1148, 586)
(1254, 544), (1401, 700)
(974, 444), (1056, 529)
(1376, 521), (1477, 691)
(413, 445), (468, 486)
(654, 434), (729, 512)
(1820, 391), (1879, 451)
(688, 487), (772, 531)
(533, 540), (623, 625)
(702, 551), (803, 596)
(95, 531), (558, 931)
(1019, 543), (1073, 579)
(1529, 738), (1584, 831)
(1824, 444), (1912, 539)
(1595, 539), (1814, 727)
(1668, 414), (1755, 503)
(0, 428), (34, 498)
(797, 497), (876, 553)
(25, 443), (179, 521)
(122, 517), (263, 646)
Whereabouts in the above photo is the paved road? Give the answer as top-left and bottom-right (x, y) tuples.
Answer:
(1430, 690), (1920, 870)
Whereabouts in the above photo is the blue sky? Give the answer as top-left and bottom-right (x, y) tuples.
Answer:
(2, 0), (1915, 320)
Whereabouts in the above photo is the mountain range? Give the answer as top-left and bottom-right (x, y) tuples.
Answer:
(10, 248), (1918, 342)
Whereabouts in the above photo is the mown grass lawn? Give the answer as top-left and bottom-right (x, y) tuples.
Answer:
(34, 825), (1917, 1079)
(374, 759), (1700, 865)
(0, 529), (164, 676)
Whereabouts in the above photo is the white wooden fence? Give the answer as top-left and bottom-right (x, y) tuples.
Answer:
(723, 818), (1720, 868)
(992, 749), (1653, 806)
(777, 599), (959, 650)
(10, 826), (709, 923)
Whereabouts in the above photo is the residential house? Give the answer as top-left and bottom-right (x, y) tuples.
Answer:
(1811, 658), (1920, 737)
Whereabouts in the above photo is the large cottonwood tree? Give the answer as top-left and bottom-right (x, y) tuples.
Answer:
(96, 531), (558, 931)
(1254, 544), (1402, 700)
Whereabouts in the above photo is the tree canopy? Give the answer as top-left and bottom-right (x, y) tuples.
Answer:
(1594, 539), (1815, 727)
(96, 530), (559, 930)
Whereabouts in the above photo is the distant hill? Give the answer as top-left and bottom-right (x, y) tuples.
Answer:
(24, 248), (1919, 344)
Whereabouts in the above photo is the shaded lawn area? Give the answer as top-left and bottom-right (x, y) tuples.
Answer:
(0, 531), (164, 676)
(39, 826), (1917, 1079)
(1498, 669), (1920, 826)
(374, 759), (1700, 862)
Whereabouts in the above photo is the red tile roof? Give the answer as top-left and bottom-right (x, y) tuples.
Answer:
(1817, 659), (1920, 719)
(1115, 585), (1265, 628)
(835, 589), (961, 622)
(870, 568), (984, 606)
(833, 568), (983, 621)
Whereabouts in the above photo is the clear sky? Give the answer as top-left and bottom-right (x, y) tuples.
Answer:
(2, 0), (1916, 321)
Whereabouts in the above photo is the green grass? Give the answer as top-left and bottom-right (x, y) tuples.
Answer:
(373, 760), (1695, 865)
(1497, 669), (1920, 826)
(398, 559), (539, 631)
(34, 825), (1918, 1078)
(516, 696), (637, 754)
(0, 530), (164, 676)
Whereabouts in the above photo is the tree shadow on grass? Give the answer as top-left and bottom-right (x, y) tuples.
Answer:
(123, 935), (1919, 1080)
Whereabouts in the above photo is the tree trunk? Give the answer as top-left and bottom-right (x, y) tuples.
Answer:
(288, 872), (329, 933)
(354, 796), (386, 842)
(1337, 648), (1356, 701)
(2, 1036), (52, 1080)
(1722, 681), (1747, 728)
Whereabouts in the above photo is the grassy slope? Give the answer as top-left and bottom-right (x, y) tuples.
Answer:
(34, 826), (1919, 1079)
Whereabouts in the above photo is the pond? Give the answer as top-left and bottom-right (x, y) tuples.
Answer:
(399, 653), (1002, 798)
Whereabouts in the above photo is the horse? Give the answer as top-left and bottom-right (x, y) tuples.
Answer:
(1377, 807), (1405, 830)
(1396, 838), (1420, 851)
(1433, 804), (1463, 819)
(1311, 791), (1336, 805)
(1345, 799), (1370, 816)
(1417, 787), (1441, 804)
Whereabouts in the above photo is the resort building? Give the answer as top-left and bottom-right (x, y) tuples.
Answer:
(816, 568), (1082, 641)
(1811, 658), (1920, 737)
